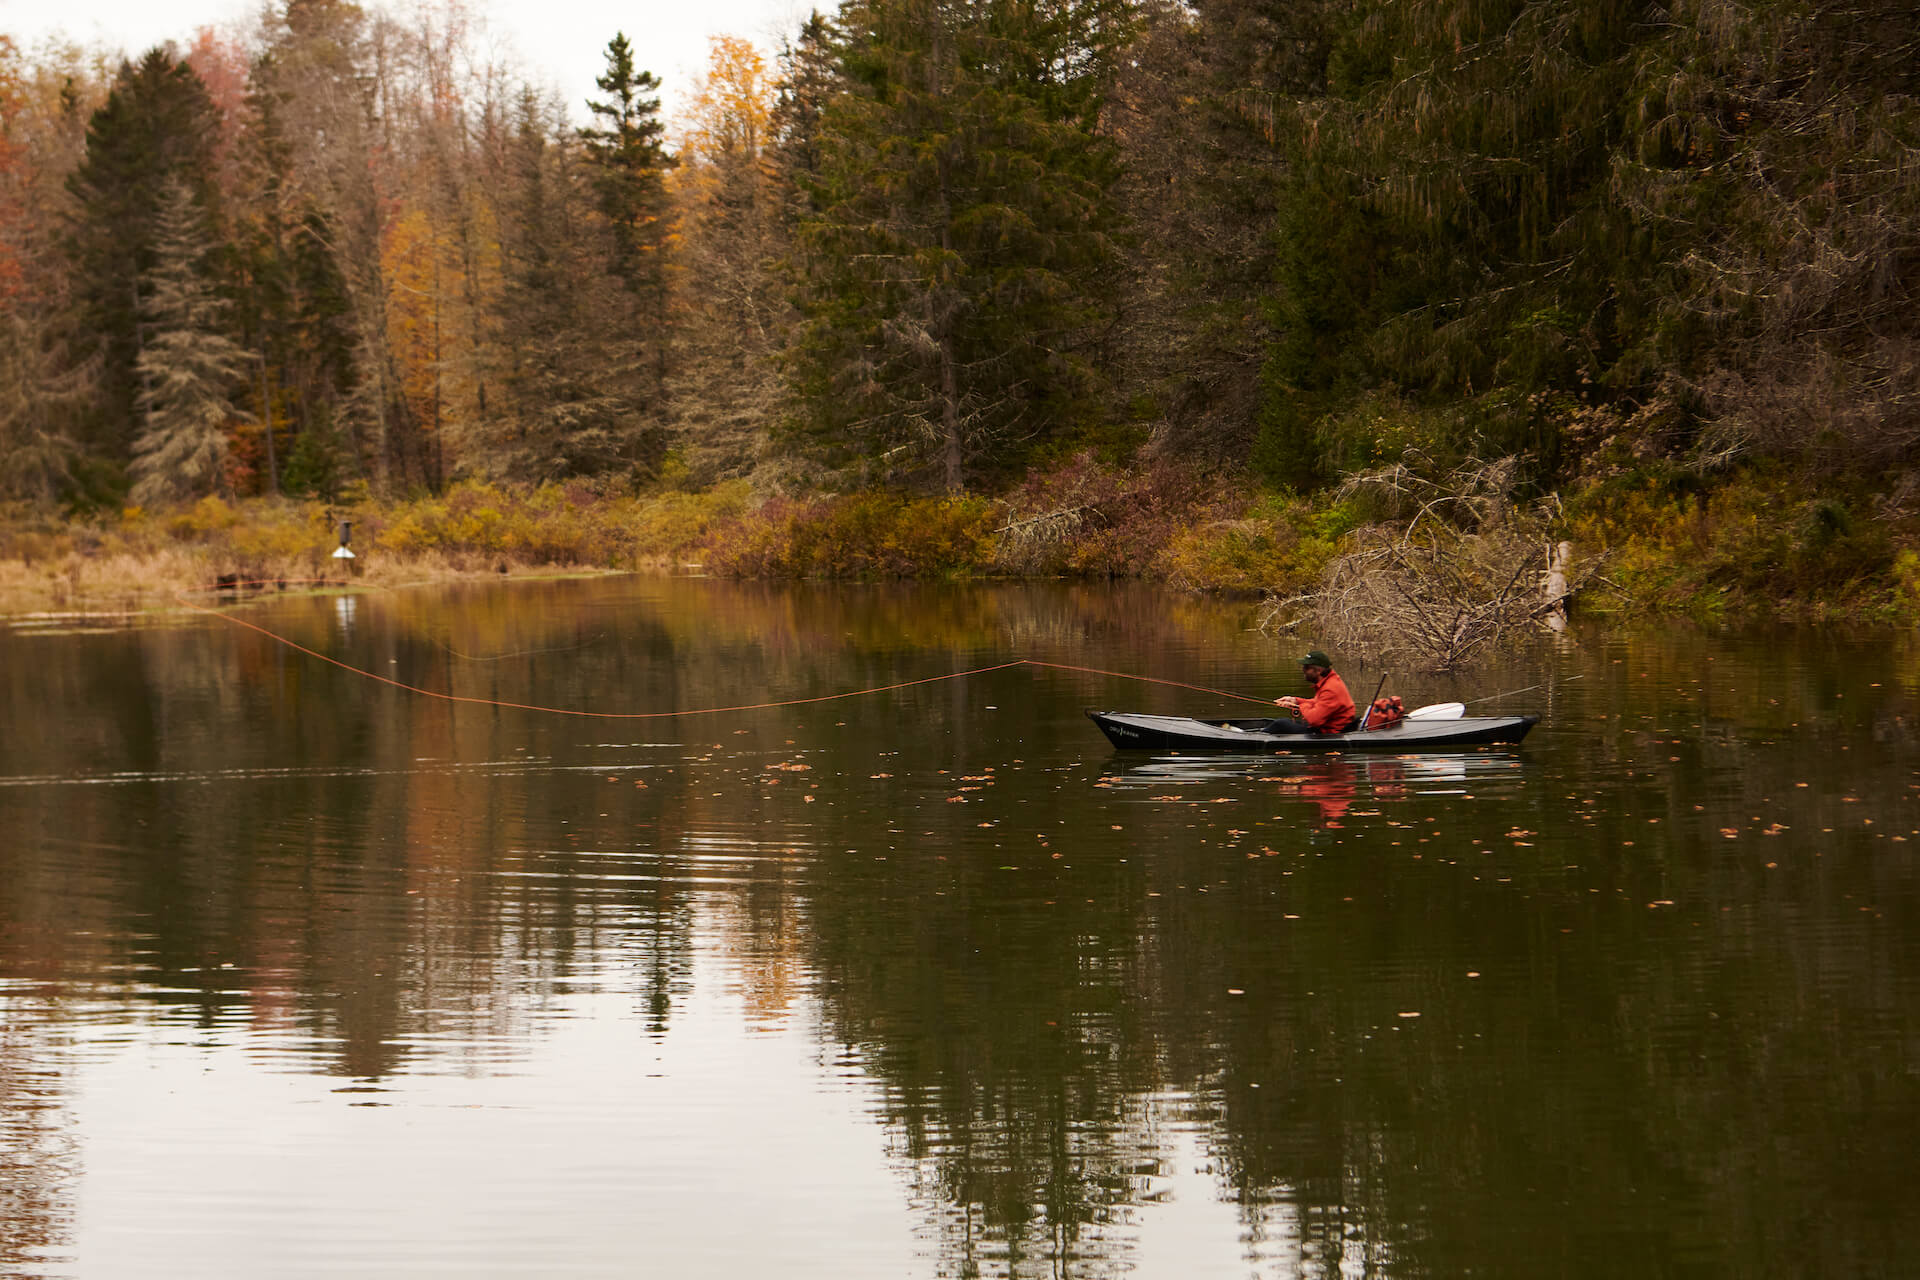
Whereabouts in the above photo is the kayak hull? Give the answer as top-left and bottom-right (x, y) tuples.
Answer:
(1087, 710), (1539, 751)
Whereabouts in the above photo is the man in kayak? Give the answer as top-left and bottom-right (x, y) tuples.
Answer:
(1267, 649), (1358, 734)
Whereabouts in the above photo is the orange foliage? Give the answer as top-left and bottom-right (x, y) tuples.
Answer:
(184, 29), (249, 140)
(184, 28), (251, 192)
(0, 36), (26, 303)
(671, 33), (777, 304)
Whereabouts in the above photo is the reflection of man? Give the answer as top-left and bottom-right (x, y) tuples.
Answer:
(1269, 649), (1358, 735)
(1295, 759), (1356, 822)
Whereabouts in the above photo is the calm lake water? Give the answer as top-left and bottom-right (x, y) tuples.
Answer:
(2, 577), (1917, 1278)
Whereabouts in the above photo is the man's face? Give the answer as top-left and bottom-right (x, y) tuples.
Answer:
(1303, 664), (1327, 685)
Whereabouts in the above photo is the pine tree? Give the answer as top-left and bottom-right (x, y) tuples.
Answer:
(580, 33), (675, 399)
(1610, 0), (1920, 466)
(1103, 0), (1343, 470)
(0, 314), (94, 502)
(0, 38), (99, 503)
(768, 13), (842, 229)
(790, 0), (1131, 492)
(1252, 1), (1680, 483)
(127, 178), (254, 505)
(490, 90), (653, 479)
(64, 48), (221, 467)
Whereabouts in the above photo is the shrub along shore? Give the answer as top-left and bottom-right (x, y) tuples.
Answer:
(2, 453), (1914, 627)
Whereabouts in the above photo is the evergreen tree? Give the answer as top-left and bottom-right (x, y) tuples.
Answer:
(580, 33), (675, 399)
(1107, 0), (1342, 471)
(278, 398), (343, 499)
(1610, 0), (1920, 466)
(251, 0), (431, 494)
(1, 39), (98, 503)
(1253, 2), (1684, 484)
(768, 13), (842, 229)
(64, 48), (221, 468)
(491, 89), (653, 479)
(0, 313), (93, 502)
(127, 178), (254, 505)
(790, 0), (1131, 492)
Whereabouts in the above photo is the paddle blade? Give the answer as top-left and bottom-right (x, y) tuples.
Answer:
(1407, 702), (1465, 720)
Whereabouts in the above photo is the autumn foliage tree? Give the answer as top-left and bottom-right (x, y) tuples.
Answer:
(668, 36), (785, 478)
(0, 36), (26, 303)
(1, 0), (1916, 519)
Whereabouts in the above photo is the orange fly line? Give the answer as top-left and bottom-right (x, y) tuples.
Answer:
(178, 579), (1278, 718)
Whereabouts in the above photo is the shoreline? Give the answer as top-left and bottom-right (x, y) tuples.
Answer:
(2, 464), (1913, 628)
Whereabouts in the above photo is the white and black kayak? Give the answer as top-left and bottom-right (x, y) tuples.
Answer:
(1087, 709), (1539, 751)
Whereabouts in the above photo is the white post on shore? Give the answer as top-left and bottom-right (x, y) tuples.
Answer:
(332, 519), (358, 573)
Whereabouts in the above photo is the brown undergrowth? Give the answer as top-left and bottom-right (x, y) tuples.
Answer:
(4, 455), (1917, 634)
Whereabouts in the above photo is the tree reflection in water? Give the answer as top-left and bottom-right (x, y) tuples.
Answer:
(0, 995), (76, 1273)
(0, 581), (1917, 1277)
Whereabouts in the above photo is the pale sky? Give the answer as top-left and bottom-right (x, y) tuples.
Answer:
(0, 0), (820, 120)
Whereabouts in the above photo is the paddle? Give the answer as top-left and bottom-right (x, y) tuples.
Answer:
(1357, 673), (1388, 730)
(1407, 701), (1465, 720)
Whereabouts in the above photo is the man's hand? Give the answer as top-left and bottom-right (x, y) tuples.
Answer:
(1276, 696), (1300, 711)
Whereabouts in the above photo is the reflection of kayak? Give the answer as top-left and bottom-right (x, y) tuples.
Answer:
(1087, 710), (1539, 751)
(1108, 753), (1472, 788)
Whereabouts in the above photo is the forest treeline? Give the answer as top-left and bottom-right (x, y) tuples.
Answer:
(1, 0), (1917, 605)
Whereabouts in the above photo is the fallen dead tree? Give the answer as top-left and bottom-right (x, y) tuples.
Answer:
(989, 503), (1107, 574)
(1260, 456), (1612, 670)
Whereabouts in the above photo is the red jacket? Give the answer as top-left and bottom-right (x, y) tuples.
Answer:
(1297, 670), (1358, 734)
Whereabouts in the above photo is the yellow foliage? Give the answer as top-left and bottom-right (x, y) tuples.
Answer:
(230, 505), (329, 563)
(706, 493), (998, 578)
(167, 495), (242, 537)
(628, 483), (751, 563)
(676, 36), (773, 171)
(381, 202), (450, 435)
(1564, 469), (1900, 617)
(1158, 501), (1356, 594)
(1893, 550), (1920, 617)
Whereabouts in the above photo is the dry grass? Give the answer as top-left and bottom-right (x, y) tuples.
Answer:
(0, 542), (621, 619)
(0, 486), (750, 618)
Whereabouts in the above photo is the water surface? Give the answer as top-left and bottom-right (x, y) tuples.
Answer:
(2, 578), (1916, 1277)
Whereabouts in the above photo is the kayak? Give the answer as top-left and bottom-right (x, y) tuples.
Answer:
(1087, 709), (1539, 751)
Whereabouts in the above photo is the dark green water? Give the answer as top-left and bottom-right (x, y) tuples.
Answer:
(2, 578), (1917, 1277)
